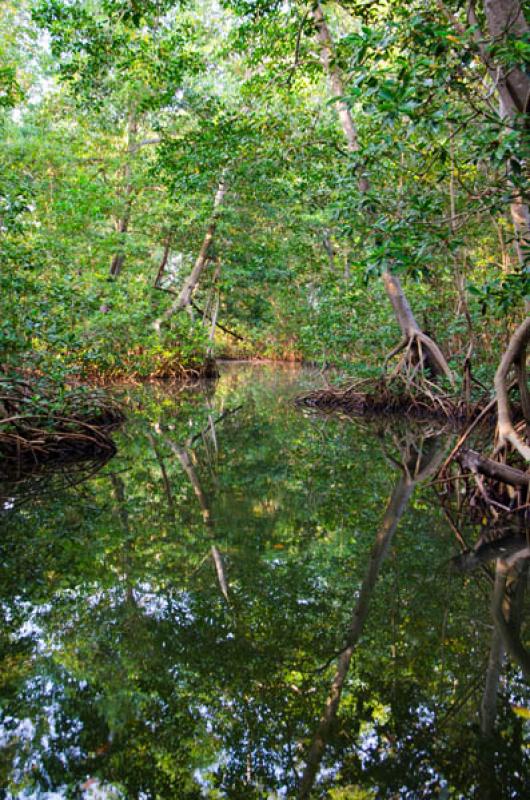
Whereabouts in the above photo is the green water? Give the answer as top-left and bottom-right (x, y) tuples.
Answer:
(0, 363), (529, 799)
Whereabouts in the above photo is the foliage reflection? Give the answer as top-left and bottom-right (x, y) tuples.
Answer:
(0, 364), (528, 798)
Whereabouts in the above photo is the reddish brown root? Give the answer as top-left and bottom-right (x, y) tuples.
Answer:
(295, 379), (487, 421)
(84, 357), (219, 384)
(494, 316), (530, 461)
(0, 415), (121, 475)
(0, 380), (125, 479)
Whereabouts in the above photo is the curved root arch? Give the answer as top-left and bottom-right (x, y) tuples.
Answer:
(494, 316), (530, 461)
(382, 272), (455, 387)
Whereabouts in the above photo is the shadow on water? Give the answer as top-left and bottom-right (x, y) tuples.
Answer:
(0, 363), (528, 798)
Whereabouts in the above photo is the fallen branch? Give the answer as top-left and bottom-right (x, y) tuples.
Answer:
(437, 393), (499, 476)
(457, 449), (530, 488)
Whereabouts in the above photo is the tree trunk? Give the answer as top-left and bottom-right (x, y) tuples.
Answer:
(383, 271), (423, 339)
(452, 533), (529, 572)
(322, 230), (336, 270)
(176, 178), (227, 310)
(480, 627), (505, 737)
(491, 560), (530, 680)
(438, 1), (530, 309)
(147, 432), (175, 516)
(458, 448), (530, 486)
(311, 4), (363, 172)
(168, 439), (231, 605)
(494, 316), (530, 460)
(483, 0), (530, 113)
(210, 544), (230, 605)
(382, 272), (455, 383)
(440, 0), (530, 446)
(498, 92), (530, 283)
(110, 110), (138, 277)
(153, 178), (227, 333)
(509, 195), (530, 273)
(110, 473), (136, 603)
(298, 437), (444, 798)
(477, 621), (505, 800)
(484, 1), (530, 305)
(297, 473), (414, 799)
(153, 233), (173, 289)
(313, 3), (452, 381)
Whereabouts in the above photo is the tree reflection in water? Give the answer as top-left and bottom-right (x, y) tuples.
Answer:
(0, 364), (528, 798)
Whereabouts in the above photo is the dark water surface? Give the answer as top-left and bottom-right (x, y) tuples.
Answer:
(1, 363), (529, 799)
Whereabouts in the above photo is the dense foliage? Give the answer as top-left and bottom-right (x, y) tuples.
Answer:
(2, 4), (530, 795)
(1, 0), (528, 386)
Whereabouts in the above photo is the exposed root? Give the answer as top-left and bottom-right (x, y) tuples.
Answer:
(295, 377), (486, 421)
(435, 441), (530, 533)
(382, 271), (455, 386)
(432, 317), (530, 527)
(0, 451), (115, 509)
(84, 355), (219, 384)
(0, 419), (119, 472)
(296, 273), (458, 420)
(383, 331), (455, 387)
(0, 378), (124, 477)
(494, 316), (530, 462)
(451, 533), (529, 574)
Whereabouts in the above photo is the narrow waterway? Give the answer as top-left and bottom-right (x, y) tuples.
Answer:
(1, 363), (529, 799)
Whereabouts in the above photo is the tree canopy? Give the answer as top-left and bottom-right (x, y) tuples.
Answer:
(1, 0), (529, 382)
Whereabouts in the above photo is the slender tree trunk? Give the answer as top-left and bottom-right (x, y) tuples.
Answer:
(477, 622), (505, 800)
(110, 474), (136, 603)
(205, 260), (222, 359)
(477, 555), (530, 797)
(491, 560), (530, 680)
(147, 432), (175, 516)
(177, 179), (226, 310)
(322, 230), (336, 270)
(173, 443), (212, 525)
(297, 474), (414, 799)
(343, 246), (351, 280)
(498, 93), (530, 283)
(486, 3), (530, 308)
(298, 438), (444, 798)
(383, 271), (425, 339)
(312, 3), (453, 381)
(310, 4), (362, 167)
(110, 110), (138, 277)
(494, 218), (511, 273)
(483, 0), (530, 113)
(437, 0), (530, 315)
(154, 233), (173, 289)
(449, 126), (473, 370)
(210, 544), (230, 604)
(153, 178), (227, 332)
(111, 473), (130, 535)
(168, 439), (231, 605)
(509, 197), (530, 272)
(480, 2), (530, 416)
(494, 316), (530, 460)
(480, 628), (505, 737)
(382, 272), (455, 382)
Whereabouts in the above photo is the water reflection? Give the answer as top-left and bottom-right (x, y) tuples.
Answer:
(0, 363), (528, 798)
(298, 431), (446, 798)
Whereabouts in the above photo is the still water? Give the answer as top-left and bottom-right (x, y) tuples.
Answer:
(1, 363), (529, 799)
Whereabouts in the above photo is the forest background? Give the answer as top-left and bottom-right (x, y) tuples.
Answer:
(1, 0), (529, 398)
